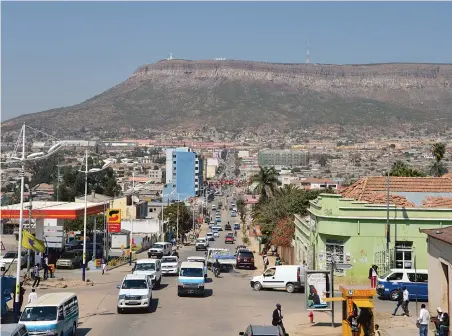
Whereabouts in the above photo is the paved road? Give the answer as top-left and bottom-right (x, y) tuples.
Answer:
(30, 192), (419, 336)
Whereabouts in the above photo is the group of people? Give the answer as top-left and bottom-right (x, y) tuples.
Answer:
(347, 303), (374, 336)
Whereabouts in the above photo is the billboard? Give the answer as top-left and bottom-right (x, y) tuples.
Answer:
(107, 209), (121, 233)
(305, 271), (331, 311)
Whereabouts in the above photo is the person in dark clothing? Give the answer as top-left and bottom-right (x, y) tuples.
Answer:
(392, 287), (403, 316)
(272, 303), (286, 335)
(348, 311), (360, 336)
(439, 312), (450, 336)
(357, 308), (373, 336)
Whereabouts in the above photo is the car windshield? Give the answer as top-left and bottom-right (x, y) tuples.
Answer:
(151, 244), (164, 249)
(60, 252), (75, 259)
(3, 252), (17, 259)
(20, 306), (57, 322)
(239, 252), (254, 258)
(226, 233), (234, 237)
(196, 239), (205, 243)
(121, 279), (148, 289)
(162, 257), (177, 263)
(380, 271), (393, 279)
(135, 263), (156, 271)
(179, 268), (203, 277)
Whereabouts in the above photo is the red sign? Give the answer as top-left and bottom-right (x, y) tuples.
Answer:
(108, 223), (121, 233)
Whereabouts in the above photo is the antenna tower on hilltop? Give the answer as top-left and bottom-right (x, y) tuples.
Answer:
(306, 39), (310, 64)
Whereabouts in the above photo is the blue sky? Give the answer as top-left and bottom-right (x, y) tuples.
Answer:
(2, 1), (452, 121)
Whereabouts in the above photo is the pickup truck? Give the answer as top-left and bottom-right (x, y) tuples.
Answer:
(225, 233), (234, 244)
(195, 237), (209, 251)
(206, 248), (236, 270)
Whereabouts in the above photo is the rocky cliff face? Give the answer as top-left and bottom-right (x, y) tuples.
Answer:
(3, 60), (452, 133)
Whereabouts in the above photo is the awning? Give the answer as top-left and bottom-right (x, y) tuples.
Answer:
(353, 299), (374, 309)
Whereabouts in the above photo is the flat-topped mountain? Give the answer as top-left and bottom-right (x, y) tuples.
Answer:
(3, 60), (452, 133)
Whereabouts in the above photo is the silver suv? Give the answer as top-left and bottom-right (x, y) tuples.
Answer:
(195, 238), (209, 251)
(148, 242), (172, 259)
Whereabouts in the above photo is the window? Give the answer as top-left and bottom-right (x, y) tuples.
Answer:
(325, 240), (345, 274)
(408, 273), (428, 283)
(387, 273), (404, 281)
(264, 268), (276, 277)
(395, 242), (413, 269)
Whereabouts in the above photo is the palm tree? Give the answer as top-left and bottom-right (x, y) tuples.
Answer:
(387, 160), (426, 177)
(275, 184), (301, 197)
(430, 143), (447, 177)
(250, 166), (281, 202)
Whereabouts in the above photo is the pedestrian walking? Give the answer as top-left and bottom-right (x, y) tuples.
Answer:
(272, 303), (286, 335)
(28, 288), (38, 304)
(417, 303), (430, 336)
(402, 286), (410, 316)
(32, 264), (41, 288)
(392, 287), (403, 316)
(263, 254), (269, 271)
(368, 265), (378, 288)
(101, 257), (106, 275)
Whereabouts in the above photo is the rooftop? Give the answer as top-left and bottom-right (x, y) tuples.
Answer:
(341, 176), (452, 208)
(420, 226), (452, 245)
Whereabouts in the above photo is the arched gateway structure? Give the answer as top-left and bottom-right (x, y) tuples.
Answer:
(0, 201), (109, 262)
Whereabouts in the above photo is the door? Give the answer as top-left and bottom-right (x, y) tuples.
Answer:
(262, 267), (283, 288)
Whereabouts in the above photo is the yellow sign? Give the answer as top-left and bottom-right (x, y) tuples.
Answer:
(107, 209), (121, 224)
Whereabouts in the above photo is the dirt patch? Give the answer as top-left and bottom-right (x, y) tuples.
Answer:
(28, 278), (94, 289)
(374, 312), (418, 335)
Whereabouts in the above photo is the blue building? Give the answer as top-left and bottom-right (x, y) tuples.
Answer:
(163, 148), (204, 202)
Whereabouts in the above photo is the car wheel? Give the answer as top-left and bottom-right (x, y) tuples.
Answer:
(117, 307), (123, 314)
(253, 281), (262, 291)
(286, 283), (295, 293)
(71, 322), (77, 336)
(390, 290), (399, 301)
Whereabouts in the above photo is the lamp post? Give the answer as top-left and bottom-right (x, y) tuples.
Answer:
(386, 144), (395, 267)
(1, 124), (65, 322)
(160, 190), (176, 242)
(79, 150), (113, 281)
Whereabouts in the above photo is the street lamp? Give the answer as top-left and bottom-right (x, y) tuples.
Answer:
(161, 189), (176, 242)
(79, 150), (113, 282)
(0, 124), (65, 322)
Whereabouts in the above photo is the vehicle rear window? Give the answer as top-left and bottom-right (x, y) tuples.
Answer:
(238, 251), (253, 258)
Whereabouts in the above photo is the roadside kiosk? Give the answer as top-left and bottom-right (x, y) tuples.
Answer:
(324, 285), (376, 336)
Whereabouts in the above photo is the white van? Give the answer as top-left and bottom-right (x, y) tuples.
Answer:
(147, 242), (172, 258)
(178, 261), (205, 297)
(20, 292), (79, 336)
(132, 259), (162, 288)
(116, 274), (153, 314)
(251, 265), (304, 293)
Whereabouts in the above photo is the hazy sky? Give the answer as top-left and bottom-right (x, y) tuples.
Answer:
(2, 1), (451, 121)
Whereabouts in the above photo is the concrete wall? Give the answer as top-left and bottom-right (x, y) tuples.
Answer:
(426, 237), (452, 315)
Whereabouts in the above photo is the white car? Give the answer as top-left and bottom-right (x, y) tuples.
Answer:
(195, 238), (209, 251)
(117, 274), (153, 313)
(133, 259), (162, 288)
(213, 230), (220, 238)
(161, 256), (179, 275)
(147, 242), (172, 259)
(206, 232), (214, 241)
(0, 251), (28, 270)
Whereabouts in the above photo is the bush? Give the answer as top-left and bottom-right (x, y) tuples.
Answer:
(242, 236), (250, 245)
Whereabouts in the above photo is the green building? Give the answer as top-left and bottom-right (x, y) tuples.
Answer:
(257, 149), (308, 167)
(294, 192), (452, 285)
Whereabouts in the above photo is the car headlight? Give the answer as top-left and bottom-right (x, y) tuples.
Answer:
(141, 295), (148, 300)
(118, 294), (126, 299)
(46, 329), (58, 335)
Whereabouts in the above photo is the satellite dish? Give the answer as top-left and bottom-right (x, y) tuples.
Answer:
(27, 152), (45, 159)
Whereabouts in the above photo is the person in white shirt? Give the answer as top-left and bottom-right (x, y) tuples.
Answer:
(402, 286), (410, 316)
(417, 303), (430, 336)
(28, 288), (38, 304)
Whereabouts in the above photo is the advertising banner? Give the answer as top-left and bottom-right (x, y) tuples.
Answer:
(107, 209), (121, 233)
(305, 271), (331, 311)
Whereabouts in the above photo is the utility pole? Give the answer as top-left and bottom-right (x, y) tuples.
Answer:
(386, 144), (394, 267)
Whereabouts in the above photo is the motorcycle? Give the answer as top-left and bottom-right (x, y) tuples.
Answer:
(213, 265), (220, 278)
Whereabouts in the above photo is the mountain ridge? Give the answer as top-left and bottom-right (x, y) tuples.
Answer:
(2, 60), (452, 134)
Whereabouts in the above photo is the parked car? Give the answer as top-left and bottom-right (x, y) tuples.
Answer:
(225, 233), (235, 244)
(376, 268), (428, 301)
(239, 325), (284, 336)
(236, 249), (254, 269)
(251, 265), (304, 293)
(0, 251), (29, 270)
(56, 251), (82, 269)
